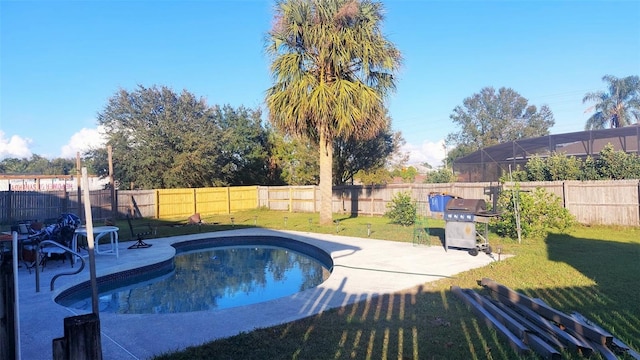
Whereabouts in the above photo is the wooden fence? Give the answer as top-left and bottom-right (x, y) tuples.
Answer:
(2, 180), (640, 226)
(0, 189), (113, 224)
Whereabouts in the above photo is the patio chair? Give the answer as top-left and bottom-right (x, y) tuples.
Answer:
(127, 215), (153, 249)
(28, 214), (80, 271)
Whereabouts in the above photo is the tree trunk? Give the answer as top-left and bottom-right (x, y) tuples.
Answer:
(319, 130), (333, 225)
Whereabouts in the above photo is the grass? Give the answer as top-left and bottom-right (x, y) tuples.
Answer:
(116, 210), (640, 360)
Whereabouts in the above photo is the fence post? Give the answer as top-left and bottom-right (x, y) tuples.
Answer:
(53, 313), (102, 360)
(6, 184), (13, 223)
(63, 189), (69, 214)
(226, 187), (231, 214)
(312, 186), (317, 212)
(155, 190), (160, 219)
(637, 181), (640, 226)
(289, 187), (293, 212)
(370, 185), (374, 217)
(0, 242), (17, 360)
(266, 186), (270, 210)
(193, 189), (198, 215)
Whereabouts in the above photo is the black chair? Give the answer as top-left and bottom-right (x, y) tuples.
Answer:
(126, 215), (153, 249)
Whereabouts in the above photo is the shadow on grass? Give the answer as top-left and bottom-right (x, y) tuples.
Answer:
(541, 233), (640, 347)
(153, 284), (527, 360)
(428, 227), (446, 248)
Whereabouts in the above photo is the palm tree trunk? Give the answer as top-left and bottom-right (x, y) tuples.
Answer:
(319, 130), (333, 225)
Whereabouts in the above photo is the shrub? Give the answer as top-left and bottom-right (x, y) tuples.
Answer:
(385, 192), (416, 226)
(424, 167), (456, 183)
(492, 186), (575, 240)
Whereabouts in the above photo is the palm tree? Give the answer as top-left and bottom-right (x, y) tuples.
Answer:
(266, 0), (401, 224)
(583, 75), (640, 130)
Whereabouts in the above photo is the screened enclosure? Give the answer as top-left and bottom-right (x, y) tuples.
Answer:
(452, 126), (640, 182)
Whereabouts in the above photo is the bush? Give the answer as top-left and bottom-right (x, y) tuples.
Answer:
(492, 186), (575, 240)
(385, 192), (416, 226)
(424, 167), (456, 183)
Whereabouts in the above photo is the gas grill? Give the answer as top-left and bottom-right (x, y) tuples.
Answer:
(444, 198), (498, 256)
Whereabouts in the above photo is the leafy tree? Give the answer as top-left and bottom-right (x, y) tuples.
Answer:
(0, 155), (75, 175)
(382, 130), (409, 172)
(583, 75), (640, 130)
(82, 148), (109, 179)
(96, 85), (267, 189)
(214, 105), (271, 186)
(334, 119), (403, 185)
(269, 131), (319, 185)
(596, 143), (640, 179)
(424, 167), (456, 183)
(265, 0), (401, 224)
(523, 155), (546, 181)
(355, 167), (392, 186)
(270, 120), (403, 186)
(0, 157), (32, 173)
(49, 158), (76, 175)
(23, 155), (50, 174)
(446, 87), (555, 160)
(580, 156), (600, 180)
(504, 165), (528, 182)
(390, 166), (417, 183)
(545, 152), (582, 181)
(444, 143), (475, 167)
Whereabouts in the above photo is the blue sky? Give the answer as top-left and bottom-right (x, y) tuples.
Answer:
(2, 0), (639, 167)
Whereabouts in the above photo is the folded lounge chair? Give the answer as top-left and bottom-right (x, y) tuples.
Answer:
(127, 215), (153, 249)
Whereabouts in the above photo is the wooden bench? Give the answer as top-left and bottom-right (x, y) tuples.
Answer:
(126, 215), (153, 249)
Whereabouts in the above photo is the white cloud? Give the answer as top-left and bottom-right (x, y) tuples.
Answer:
(0, 131), (33, 160)
(402, 139), (446, 168)
(60, 126), (107, 158)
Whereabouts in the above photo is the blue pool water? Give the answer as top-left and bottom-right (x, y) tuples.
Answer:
(57, 244), (331, 314)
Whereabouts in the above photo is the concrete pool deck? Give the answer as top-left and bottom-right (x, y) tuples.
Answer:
(15, 228), (498, 360)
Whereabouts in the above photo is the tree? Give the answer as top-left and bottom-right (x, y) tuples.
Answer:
(96, 85), (268, 189)
(583, 75), (640, 130)
(596, 143), (640, 180)
(266, 0), (401, 224)
(270, 121), (402, 186)
(355, 166), (392, 186)
(390, 166), (417, 183)
(269, 131), (319, 185)
(0, 155), (75, 175)
(334, 119), (403, 185)
(424, 168), (456, 183)
(214, 105), (271, 186)
(446, 87), (555, 160)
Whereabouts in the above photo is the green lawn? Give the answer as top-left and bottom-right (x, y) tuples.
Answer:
(117, 210), (640, 360)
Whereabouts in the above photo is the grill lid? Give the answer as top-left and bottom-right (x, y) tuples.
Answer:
(445, 198), (486, 214)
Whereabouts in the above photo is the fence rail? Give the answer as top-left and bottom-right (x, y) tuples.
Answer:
(2, 180), (640, 226)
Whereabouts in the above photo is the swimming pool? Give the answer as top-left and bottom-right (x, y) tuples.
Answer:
(55, 236), (333, 314)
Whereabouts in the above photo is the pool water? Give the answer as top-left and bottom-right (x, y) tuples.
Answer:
(60, 245), (331, 314)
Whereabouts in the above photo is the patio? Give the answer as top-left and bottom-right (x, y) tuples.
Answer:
(12, 228), (496, 360)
